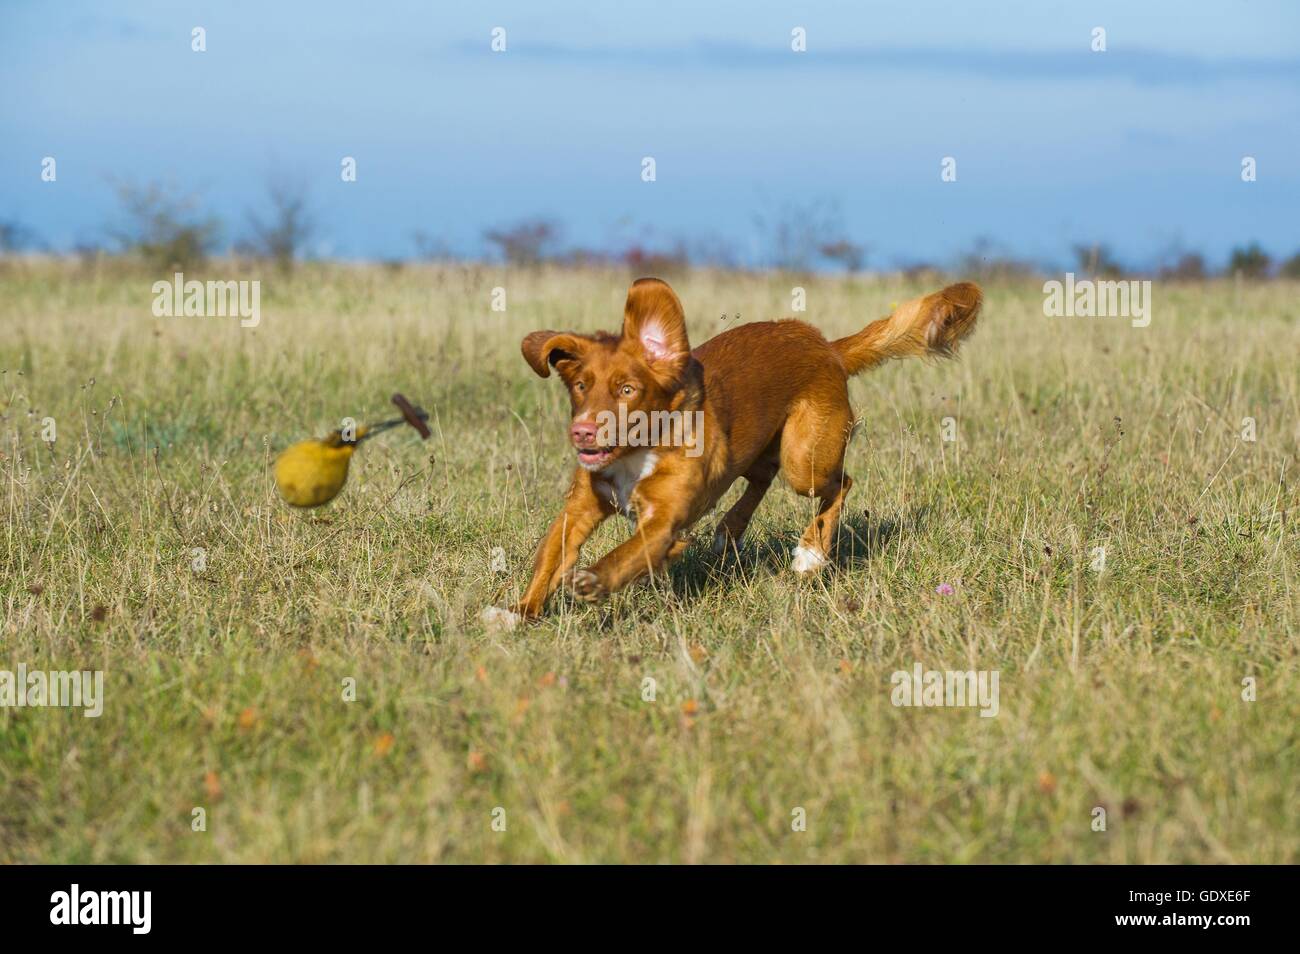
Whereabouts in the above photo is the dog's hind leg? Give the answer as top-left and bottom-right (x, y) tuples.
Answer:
(791, 472), (853, 574)
(712, 455), (780, 556)
(780, 394), (854, 575)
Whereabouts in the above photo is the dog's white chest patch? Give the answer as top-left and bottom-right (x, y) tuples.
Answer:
(597, 450), (658, 516)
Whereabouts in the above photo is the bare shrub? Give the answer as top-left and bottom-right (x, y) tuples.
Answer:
(107, 180), (221, 270)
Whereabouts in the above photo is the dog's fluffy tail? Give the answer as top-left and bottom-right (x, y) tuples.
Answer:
(831, 282), (982, 376)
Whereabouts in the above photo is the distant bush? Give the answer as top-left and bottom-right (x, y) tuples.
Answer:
(753, 198), (864, 273)
(1227, 243), (1272, 279)
(0, 219), (44, 254)
(484, 219), (561, 266)
(619, 242), (691, 275)
(240, 176), (317, 273)
(1159, 252), (1208, 281)
(107, 180), (221, 270)
(818, 238), (867, 273)
(1279, 252), (1300, 279)
(1072, 243), (1127, 278)
(958, 236), (1040, 279)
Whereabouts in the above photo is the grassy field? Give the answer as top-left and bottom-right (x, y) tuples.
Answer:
(1, 260), (1296, 863)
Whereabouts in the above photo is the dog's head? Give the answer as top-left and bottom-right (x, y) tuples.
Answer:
(521, 278), (695, 472)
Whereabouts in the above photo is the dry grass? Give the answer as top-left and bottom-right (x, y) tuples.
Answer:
(1, 260), (1296, 862)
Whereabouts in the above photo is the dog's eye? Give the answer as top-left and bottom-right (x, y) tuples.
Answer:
(574, 381), (585, 393)
(620, 384), (635, 397)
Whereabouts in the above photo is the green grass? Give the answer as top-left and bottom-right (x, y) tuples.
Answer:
(1, 260), (1296, 863)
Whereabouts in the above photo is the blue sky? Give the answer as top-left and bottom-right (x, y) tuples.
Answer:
(2, 0), (1297, 268)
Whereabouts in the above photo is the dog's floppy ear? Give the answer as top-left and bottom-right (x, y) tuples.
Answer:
(521, 331), (588, 378)
(621, 278), (689, 378)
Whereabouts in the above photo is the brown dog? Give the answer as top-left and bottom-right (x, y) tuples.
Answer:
(482, 278), (981, 628)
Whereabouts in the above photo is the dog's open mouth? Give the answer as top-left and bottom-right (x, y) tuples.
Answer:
(575, 446), (615, 466)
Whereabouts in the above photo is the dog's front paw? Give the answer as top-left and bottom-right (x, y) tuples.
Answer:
(570, 569), (608, 603)
(480, 605), (523, 631)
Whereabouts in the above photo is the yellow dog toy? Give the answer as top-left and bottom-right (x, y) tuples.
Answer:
(274, 393), (430, 508)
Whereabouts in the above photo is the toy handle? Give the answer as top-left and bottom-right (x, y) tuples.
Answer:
(391, 393), (432, 439)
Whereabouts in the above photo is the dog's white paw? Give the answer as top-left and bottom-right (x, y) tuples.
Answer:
(480, 605), (522, 631)
(790, 545), (827, 575)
